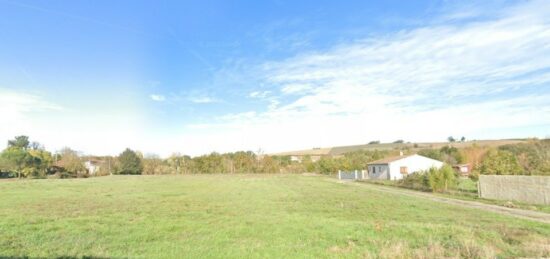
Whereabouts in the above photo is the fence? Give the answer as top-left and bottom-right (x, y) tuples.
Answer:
(337, 170), (367, 180)
(478, 175), (550, 205)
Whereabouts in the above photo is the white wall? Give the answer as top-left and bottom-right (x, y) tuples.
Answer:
(367, 165), (390, 180)
(84, 161), (99, 175)
(479, 175), (550, 205)
(388, 155), (443, 180)
(290, 156), (302, 163)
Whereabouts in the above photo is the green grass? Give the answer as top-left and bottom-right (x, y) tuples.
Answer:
(1, 174), (549, 258)
(457, 178), (478, 193)
(436, 191), (550, 214)
(364, 177), (550, 214)
(448, 178), (550, 214)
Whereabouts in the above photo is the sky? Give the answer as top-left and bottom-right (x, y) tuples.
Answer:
(0, 0), (549, 157)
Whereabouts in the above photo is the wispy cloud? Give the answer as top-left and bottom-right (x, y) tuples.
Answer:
(0, 88), (62, 115)
(150, 94), (166, 102)
(0, 87), (148, 156)
(260, 0), (550, 112)
(248, 90), (271, 98)
(1, 0), (144, 34)
(3, 1), (548, 157)
(184, 0), (550, 154)
(280, 83), (313, 95)
(156, 91), (221, 105)
(189, 96), (218, 104)
(0, 88), (63, 145)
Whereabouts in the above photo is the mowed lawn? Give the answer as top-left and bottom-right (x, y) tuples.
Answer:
(1, 175), (549, 258)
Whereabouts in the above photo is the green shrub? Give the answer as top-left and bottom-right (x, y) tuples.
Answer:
(117, 148), (143, 175)
(479, 149), (523, 175)
(468, 170), (480, 181)
(399, 172), (430, 191)
(428, 165), (457, 192)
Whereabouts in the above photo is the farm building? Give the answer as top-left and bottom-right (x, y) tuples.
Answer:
(367, 154), (443, 180)
(84, 159), (103, 175)
(452, 163), (471, 177)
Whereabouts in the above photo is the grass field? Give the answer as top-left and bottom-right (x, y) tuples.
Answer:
(1, 174), (549, 258)
(456, 178), (478, 193)
(364, 178), (550, 214)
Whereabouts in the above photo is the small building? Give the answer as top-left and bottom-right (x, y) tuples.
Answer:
(290, 155), (302, 163)
(367, 154), (444, 180)
(84, 160), (101, 175)
(452, 164), (471, 177)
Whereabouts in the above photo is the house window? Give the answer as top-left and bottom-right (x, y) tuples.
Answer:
(372, 167), (376, 173)
(400, 166), (408, 175)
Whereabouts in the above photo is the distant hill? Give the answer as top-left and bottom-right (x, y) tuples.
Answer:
(271, 139), (528, 156)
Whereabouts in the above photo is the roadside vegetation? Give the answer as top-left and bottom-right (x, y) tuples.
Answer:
(364, 165), (458, 193)
(364, 177), (550, 213)
(0, 136), (548, 179)
(1, 174), (549, 258)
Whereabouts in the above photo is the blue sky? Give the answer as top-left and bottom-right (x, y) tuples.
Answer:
(0, 0), (549, 156)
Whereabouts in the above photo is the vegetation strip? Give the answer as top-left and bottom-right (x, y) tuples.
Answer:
(349, 180), (550, 224)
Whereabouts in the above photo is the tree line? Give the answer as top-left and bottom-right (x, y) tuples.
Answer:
(0, 135), (396, 178)
(0, 135), (548, 179)
(417, 139), (550, 177)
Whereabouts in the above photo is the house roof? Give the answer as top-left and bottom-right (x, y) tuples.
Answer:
(453, 163), (470, 167)
(367, 154), (416, 165)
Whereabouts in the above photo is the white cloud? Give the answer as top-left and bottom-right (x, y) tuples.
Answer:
(219, 111), (257, 121)
(0, 89), (62, 114)
(0, 89), (62, 136)
(280, 83), (313, 95)
(189, 96), (217, 103)
(0, 88), (148, 156)
(150, 94), (166, 102)
(3, 1), (549, 157)
(180, 0), (550, 155)
(248, 90), (271, 98)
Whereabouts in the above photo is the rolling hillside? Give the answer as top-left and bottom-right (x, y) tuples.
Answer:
(272, 139), (528, 156)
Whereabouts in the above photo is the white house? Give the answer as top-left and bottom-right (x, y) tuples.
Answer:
(84, 160), (101, 175)
(367, 154), (443, 180)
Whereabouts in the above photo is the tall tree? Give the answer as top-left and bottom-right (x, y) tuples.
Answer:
(167, 154), (192, 174)
(8, 135), (30, 149)
(439, 146), (464, 164)
(418, 149), (442, 161)
(57, 148), (85, 176)
(231, 151), (256, 173)
(28, 148), (53, 177)
(479, 149), (523, 175)
(258, 155), (279, 173)
(117, 148), (143, 175)
(0, 147), (32, 178)
(143, 154), (166, 175)
(1, 136), (52, 178)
